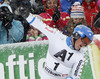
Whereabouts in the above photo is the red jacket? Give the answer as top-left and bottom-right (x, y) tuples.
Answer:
(39, 0), (70, 31)
(83, 0), (100, 34)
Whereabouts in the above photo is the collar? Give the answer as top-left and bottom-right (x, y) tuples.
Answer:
(66, 37), (75, 50)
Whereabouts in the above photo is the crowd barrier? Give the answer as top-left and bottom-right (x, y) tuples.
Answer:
(0, 35), (100, 79)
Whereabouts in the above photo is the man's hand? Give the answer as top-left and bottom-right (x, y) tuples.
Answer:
(52, 7), (60, 23)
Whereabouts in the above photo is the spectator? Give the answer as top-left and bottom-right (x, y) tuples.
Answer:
(63, 6), (87, 36)
(60, 0), (82, 14)
(39, 0), (70, 31)
(82, 0), (100, 34)
(26, 26), (44, 42)
(0, 4), (24, 44)
(9, 0), (33, 42)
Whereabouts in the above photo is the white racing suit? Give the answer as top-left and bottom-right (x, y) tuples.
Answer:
(26, 14), (85, 79)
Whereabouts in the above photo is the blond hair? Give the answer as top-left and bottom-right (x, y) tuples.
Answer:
(66, 18), (87, 34)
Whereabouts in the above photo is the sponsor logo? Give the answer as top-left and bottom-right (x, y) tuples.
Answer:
(0, 53), (35, 79)
(45, 27), (54, 33)
(74, 60), (82, 76)
(44, 65), (68, 77)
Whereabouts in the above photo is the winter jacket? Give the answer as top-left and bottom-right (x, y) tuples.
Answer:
(83, 0), (100, 34)
(0, 19), (24, 44)
(60, 0), (82, 14)
(39, 0), (70, 31)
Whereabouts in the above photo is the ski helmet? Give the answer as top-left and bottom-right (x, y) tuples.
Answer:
(73, 25), (93, 41)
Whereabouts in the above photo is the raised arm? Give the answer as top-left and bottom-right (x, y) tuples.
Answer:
(26, 13), (61, 39)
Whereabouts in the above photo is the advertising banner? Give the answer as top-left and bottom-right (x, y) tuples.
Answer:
(0, 41), (48, 79)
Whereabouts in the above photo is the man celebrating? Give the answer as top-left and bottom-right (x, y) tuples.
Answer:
(25, 14), (93, 79)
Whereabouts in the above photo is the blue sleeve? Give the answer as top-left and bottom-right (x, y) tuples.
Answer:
(9, 19), (24, 42)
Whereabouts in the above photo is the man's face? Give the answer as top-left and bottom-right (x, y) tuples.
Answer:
(74, 37), (91, 50)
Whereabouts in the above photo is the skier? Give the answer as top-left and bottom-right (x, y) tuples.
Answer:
(24, 14), (93, 79)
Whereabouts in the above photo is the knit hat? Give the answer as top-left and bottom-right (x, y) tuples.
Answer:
(70, 6), (85, 18)
(73, 2), (81, 6)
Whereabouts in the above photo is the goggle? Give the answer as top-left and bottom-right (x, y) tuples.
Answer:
(81, 36), (91, 46)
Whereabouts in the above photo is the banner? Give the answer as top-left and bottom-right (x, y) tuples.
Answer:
(0, 36), (99, 79)
(0, 41), (48, 79)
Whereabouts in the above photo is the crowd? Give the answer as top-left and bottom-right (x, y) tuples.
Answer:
(0, 0), (99, 79)
(0, 0), (100, 44)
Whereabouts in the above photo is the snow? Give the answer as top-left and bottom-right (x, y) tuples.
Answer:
(0, 40), (49, 50)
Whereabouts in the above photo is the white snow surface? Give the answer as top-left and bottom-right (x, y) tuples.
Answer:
(0, 40), (49, 50)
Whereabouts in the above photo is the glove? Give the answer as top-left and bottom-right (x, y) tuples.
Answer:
(52, 7), (60, 23)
